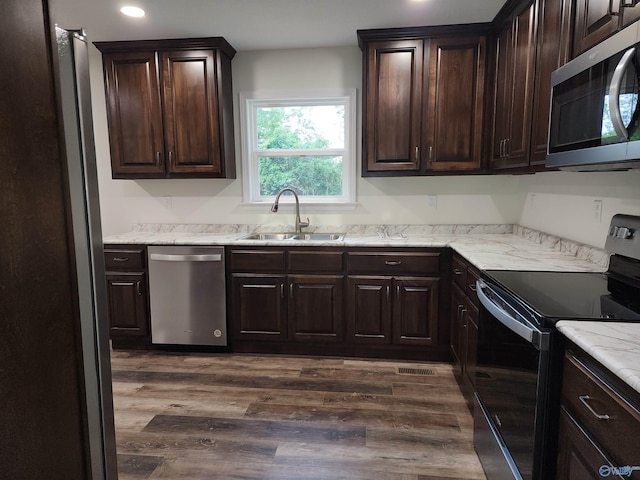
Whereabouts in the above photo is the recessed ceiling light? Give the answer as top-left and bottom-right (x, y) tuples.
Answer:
(120, 6), (145, 17)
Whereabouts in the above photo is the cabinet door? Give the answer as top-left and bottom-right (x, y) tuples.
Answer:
(450, 286), (466, 368)
(161, 49), (223, 175)
(102, 51), (165, 177)
(392, 277), (439, 346)
(573, 0), (621, 56)
(347, 276), (392, 344)
(491, 26), (514, 166)
(505, 1), (538, 168)
(105, 272), (149, 337)
(464, 306), (478, 389)
(231, 274), (287, 341)
(556, 408), (616, 480)
(289, 275), (344, 343)
(363, 40), (425, 173)
(424, 36), (485, 171)
(530, 0), (574, 166)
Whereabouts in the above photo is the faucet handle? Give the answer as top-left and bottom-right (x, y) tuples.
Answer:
(300, 217), (310, 230)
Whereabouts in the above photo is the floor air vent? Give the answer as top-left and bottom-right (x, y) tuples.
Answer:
(398, 367), (435, 376)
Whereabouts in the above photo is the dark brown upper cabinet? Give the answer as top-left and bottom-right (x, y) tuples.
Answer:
(95, 38), (236, 179)
(491, 0), (538, 170)
(491, 0), (573, 171)
(573, 0), (640, 57)
(358, 27), (489, 176)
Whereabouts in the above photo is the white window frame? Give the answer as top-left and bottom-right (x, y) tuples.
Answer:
(239, 89), (357, 209)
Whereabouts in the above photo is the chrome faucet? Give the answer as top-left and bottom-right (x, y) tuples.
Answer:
(271, 188), (310, 234)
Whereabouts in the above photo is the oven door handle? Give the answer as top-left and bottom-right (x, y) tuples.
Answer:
(476, 279), (548, 350)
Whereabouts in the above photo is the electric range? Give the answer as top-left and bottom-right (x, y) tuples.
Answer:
(473, 214), (640, 480)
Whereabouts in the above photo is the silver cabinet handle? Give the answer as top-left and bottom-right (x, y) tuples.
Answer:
(156, 151), (162, 163)
(579, 395), (610, 420)
(385, 260), (402, 266)
(149, 253), (222, 262)
(469, 284), (477, 292)
(280, 283), (285, 299)
(504, 138), (510, 157)
(609, 48), (636, 141)
(415, 146), (419, 162)
(168, 151), (174, 165)
(453, 268), (464, 275)
(112, 257), (129, 262)
(290, 283), (294, 299)
(386, 285), (390, 303)
(428, 146), (433, 163)
(136, 281), (142, 297)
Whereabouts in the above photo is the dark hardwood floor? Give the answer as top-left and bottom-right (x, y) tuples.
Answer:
(110, 351), (486, 479)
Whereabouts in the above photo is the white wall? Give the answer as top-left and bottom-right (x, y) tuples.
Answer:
(516, 171), (640, 248)
(89, 45), (640, 249)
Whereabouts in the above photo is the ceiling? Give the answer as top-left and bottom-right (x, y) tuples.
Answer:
(50, 0), (507, 51)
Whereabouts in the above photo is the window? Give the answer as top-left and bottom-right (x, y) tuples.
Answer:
(240, 90), (356, 207)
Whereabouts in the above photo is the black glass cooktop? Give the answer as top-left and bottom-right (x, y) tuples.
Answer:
(483, 270), (640, 324)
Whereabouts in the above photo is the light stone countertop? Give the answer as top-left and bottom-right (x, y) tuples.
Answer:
(104, 223), (640, 396)
(103, 223), (609, 272)
(556, 321), (640, 396)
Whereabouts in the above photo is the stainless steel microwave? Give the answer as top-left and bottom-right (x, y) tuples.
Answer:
(548, 21), (640, 171)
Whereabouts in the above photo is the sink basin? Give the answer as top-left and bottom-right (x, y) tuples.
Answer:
(241, 233), (297, 240)
(296, 233), (344, 241)
(240, 233), (344, 241)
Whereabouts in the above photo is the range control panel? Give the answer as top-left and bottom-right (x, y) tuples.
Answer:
(605, 214), (640, 261)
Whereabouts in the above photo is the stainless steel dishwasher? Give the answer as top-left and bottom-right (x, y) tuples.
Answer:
(147, 246), (227, 346)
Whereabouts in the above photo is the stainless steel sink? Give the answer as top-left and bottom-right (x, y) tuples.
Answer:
(240, 233), (297, 240)
(296, 233), (344, 241)
(240, 232), (344, 241)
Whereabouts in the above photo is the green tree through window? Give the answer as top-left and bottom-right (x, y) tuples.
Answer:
(256, 106), (344, 196)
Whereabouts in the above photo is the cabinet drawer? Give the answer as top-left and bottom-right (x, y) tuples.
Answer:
(562, 353), (640, 469)
(451, 255), (467, 290)
(288, 250), (343, 273)
(104, 248), (145, 270)
(347, 252), (440, 275)
(229, 249), (286, 272)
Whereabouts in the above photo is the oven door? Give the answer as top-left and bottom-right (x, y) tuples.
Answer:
(474, 279), (552, 480)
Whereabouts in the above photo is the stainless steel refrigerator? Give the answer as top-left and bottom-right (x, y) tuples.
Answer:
(54, 26), (118, 479)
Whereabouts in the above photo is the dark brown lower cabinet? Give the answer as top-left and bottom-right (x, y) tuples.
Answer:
(347, 276), (439, 346)
(289, 275), (344, 343)
(347, 276), (392, 344)
(229, 248), (345, 346)
(392, 277), (439, 345)
(449, 253), (480, 408)
(231, 274), (287, 341)
(556, 348), (640, 479)
(229, 246), (448, 360)
(104, 245), (151, 347)
(556, 407), (612, 480)
(105, 272), (148, 336)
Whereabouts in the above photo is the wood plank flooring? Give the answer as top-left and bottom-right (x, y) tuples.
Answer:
(110, 351), (487, 480)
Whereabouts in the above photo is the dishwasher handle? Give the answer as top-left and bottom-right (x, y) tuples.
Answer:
(149, 253), (222, 262)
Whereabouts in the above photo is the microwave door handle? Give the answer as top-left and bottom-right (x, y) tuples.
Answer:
(609, 48), (636, 141)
